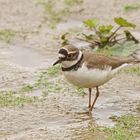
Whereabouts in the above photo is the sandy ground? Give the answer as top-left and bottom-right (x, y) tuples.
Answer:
(0, 0), (140, 140)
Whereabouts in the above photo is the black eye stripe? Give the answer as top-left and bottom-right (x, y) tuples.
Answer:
(59, 49), (68, 56)
(68, 54), (72, 57)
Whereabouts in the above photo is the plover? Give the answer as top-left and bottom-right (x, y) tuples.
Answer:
(53, 45), (140, 112)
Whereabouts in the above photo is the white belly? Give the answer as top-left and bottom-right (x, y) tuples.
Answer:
(63, 64), (128, 88)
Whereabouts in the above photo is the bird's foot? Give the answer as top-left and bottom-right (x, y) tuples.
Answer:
(89, 106), (94, 112)
(76, 111), (90, 115)
(88, 105), (91, 108)
(75, 107), (91, 115)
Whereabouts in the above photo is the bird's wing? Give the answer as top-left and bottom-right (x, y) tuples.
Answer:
(83, 52), (133, 70)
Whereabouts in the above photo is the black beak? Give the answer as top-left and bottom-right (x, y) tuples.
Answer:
(53, 59), (62, 66)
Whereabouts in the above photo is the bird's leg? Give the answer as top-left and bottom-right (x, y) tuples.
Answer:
(88, 88), (92, 108)
(89, 86), (100, 111)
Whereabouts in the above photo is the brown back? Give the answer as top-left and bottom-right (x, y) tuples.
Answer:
(83, 52), (134, 70)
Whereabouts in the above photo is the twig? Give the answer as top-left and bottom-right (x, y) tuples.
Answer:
(108, 26), (122, 41)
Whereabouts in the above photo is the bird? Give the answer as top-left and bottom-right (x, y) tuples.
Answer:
(53, 45), (140, 112)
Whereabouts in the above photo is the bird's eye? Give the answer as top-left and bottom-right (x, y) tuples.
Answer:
(67, 54), (73, 58)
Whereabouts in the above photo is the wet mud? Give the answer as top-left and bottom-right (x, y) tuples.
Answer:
(0, 0), (140, 140)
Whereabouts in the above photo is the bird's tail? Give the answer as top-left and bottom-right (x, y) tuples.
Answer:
(129, 49), (140, 63)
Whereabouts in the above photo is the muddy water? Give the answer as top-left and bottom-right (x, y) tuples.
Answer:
(0, 45), (56, 70)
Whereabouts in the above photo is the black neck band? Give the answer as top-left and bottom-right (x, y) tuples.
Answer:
(62, 54), (83, 71)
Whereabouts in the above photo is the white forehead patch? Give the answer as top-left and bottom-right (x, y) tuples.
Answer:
(61, 47), (68, 51)
(59, 53), (66, 58)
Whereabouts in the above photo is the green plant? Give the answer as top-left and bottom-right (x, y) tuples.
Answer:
(35, 70), (49, 88)
(124, 3), (140, 12)
(104, 114), (140, 140)
(64, 17), (138, 49)
(84, 19), (99, 29)
(124, 66), (140, 76)
(114, 17), (135, 28)
(0, 29), (16, 43)
(34, 67), (67, 93)
(47, 65), (61, 76)
(64, 0), (83, 6)
(76, 87), (85, 96)
(21, 84), (34, 92)
(37, 0), (67, 28)
(0, 90), (38, 107)
(83, 17), (138, 48)
(106, 126), (135, 140)
(37, 0), (83, 28)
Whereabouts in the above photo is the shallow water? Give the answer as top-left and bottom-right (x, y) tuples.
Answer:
(0, 45), (56, 70)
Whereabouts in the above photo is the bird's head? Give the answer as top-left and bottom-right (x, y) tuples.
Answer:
(53, 45), (81, 67)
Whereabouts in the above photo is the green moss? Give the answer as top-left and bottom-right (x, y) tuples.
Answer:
(76, 87), (85, 96)
(124, 66), (140, 76)
(47, 65), (61, 76)
(0, 91), (38, 107)
(64, 0), (83, 6)
(37, 0), (83, 28)
(0, 29), (16, 43)
(124, 3), (140, 12)
(103, 114), (140, 140)
(37, 0), (69, 28)
(21, 84), (34, 93)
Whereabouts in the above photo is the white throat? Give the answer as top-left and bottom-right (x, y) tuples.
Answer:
(61, 51), (83, 68)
